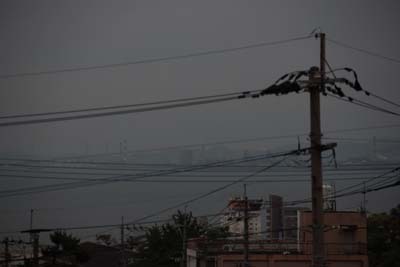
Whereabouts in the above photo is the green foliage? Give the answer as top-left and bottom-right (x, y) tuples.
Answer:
(131, 210), (228, 267)
(368, 204), (400, 267)
(50, 231), (80, 252)
(42, 231), (89, 266)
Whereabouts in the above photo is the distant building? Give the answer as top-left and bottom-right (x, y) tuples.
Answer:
(282, 207), (305, 241)
(265, 195), (308, 241)
(266, 194), (283, 240)
(323, 183), (337, 211)
(187, 210), (368, 267)
(222, 197), (264, 239)
(222, 195), (308, 241)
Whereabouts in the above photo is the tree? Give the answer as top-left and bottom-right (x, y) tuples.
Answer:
(42, 231), (89, 266)
(131, 210), (228, 267)
(50, 231), (80, 252)
(368, 204), (400, 267)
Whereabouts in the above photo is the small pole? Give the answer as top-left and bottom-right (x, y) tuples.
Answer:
(243, 184), (249, 266)
(30, 209), (34, 243)
(33, 233), (39, 267)
(121, 216), (126, 267)
(363, 182), (367, 213)
(181, 206), (188, 267)
(4, 238), (10, 267)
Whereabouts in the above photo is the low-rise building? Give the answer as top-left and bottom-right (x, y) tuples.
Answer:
(188, 210), (368, 267)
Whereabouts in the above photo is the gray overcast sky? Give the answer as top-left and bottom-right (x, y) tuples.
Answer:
(0, 0), (399, 241)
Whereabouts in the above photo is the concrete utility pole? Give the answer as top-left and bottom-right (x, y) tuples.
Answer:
(309, 32), (326, 267)
(121, 216), (127, 267)
(243, 184), (249, 267)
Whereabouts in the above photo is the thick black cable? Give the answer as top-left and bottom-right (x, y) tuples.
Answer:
(0, 95), (245, 127)
(0, 90), (258, 120)
(324, 63), (400, 109)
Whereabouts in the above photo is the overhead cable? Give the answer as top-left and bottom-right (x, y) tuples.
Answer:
(0, 90), (259, 120)
(327, 38), (400, 64)
(0, 34), (312, 79)
(0, 94), (252, 127)
(0, 149), (300, 198)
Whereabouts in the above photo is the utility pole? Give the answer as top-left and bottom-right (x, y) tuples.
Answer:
(29, 209), (34, 244)
(3, 238), (10, 267)
(32, 233), (39, 267)
(21, 228), (51, 267)
(362, 182), (367, 213)
(309, 32), (326, 267)
(121, 216), (127, 267)
(180, 207), (187, 267)
(243, 184), (249, 267)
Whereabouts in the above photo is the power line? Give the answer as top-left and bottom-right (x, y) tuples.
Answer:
(326, 93), (400, 117)
(0, 152), (284, 175)
(334, 176), (399, 199)
(5, 174), (396, 241)
(327, 38), (400, 64)
(3, 122), (397, 162)
(0, 193), (195, 214)
(125, 156), (289, 225)
(5, 211), (229, 236)
(0, 90), (258, 120)
(287, 166), (399, 205)
(324, 64), (400, 109)
(366, 92), (400, 109)
(347, 97), (400, 116)
(88, 158), (396, 241)
(2, 163), (395, 177)
(4, 158), (393, 172)
(0, 35), (312, 79)
(74, 155), (294, 239)
(0, 149), (297, 198)
(322, 136), (400, 144)
(0, 94), (251, 127)
(0, 173), (396, 184)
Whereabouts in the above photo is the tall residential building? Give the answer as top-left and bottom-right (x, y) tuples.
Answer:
(265, 194), (308, 241)
(222, 195), (307, 241)
(222, 197), (264, 239)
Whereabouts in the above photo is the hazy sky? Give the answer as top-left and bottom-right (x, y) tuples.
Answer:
(0, 1), (399, 242)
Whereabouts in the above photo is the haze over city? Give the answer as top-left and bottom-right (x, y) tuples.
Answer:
(0, 2), (399, 266)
